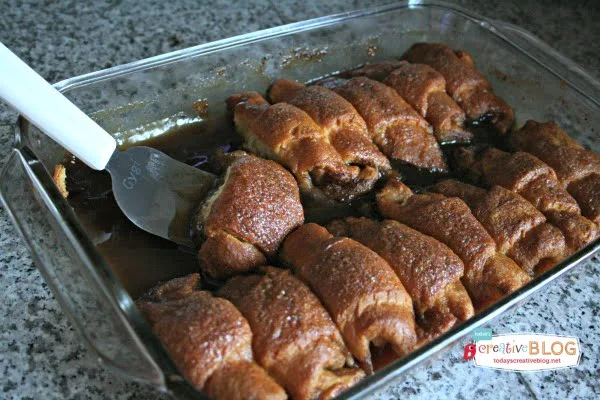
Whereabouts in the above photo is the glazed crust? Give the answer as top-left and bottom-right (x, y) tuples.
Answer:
(316, 77), (447, 172)
(227, 92), (380, 202)
(376, 178), (530, 311)
(432, 180), (567, 276)
(454, 147), (598, 252)
(568, 175), (600, 228)
(403, 43), (514, 133)
(510, 120), (600, 225)
(280, 223), (417, 373)
(327, 217), (474, 345)
(219, 267), (364, 400)
(269, 79), (391, 175)
(196, 153), (304, 279)
(136, 274), (286, 399)
(351, 61), (471, 144)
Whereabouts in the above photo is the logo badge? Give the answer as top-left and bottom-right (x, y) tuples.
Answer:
(464, 333), (581, 371)
(463, 343), (477, 360)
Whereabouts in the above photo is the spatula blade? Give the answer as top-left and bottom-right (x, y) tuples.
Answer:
(105, 146), (217, 247)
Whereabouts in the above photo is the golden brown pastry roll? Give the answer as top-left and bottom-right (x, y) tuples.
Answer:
(227, 92), (380, 202)
(219, 267), (364, 400)
(136, 274), (287, 400)
(454, 147), (598, 252)
(280, 223), (417, 373)
(510, 120), (600, 225)
(432, 180), (567, 276)
(316, 76), (447, 172)
(376, 177), (531, 311)
(350, 60), (471, 144)
(327, 217), (474, 345)
(403, 43), (514, 133)
(194, 153), (303, 280)
(269, 79), (391, 175)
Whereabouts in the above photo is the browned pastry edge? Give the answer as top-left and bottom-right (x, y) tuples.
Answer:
(470, 253), (531, 311)
(196, 153), (304, 280)
(205, 361), (288, 400)
(52, 164), (69, 198)
(376, 177), (531, 311)
(141, 273), (202, 302)
(432, 180), (567, 276)
(280, 223), (417, 374)
(453, 146), (598, 253)
(376, 176), (494, 279)
(315, 76), (448, 172)
(219, 267), (364, 400)
(351, 60), (472, 144)
(326, 217), (474, 346)
(510, 120), (600, 225)
(402, 43), (514, 134)
(416, 280), (474, 343)
(568, 175), (600, 227)
(136, 274), (286, 399)
(268, 79), (391, 175)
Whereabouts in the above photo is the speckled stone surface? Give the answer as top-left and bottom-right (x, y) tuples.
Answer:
(0, 1), (598, 399)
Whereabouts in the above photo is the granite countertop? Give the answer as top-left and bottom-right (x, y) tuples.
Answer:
(0, 1), (598, 399)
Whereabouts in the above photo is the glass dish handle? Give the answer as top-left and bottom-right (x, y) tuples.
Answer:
(489, 19), (600, 103)
(0, 147), (175, 389)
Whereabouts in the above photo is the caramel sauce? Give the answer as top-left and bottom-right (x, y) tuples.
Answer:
(64, 116), (239, 298)
(371, 344), (402, 372)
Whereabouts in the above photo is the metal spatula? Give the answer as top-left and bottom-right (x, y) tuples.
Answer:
(0, 42), (217, 247)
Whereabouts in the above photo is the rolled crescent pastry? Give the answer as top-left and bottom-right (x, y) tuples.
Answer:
(350, 60), (471, 144)
(280, 223), (417, 373)
(194, 152), (304, 279)
(227, 92), (381, 202)
(327, 217), (474, 345)
(219, 267), (364, 400)
(376, 177), (531, 311)
(432, 179), (567, 276)
(510, 120), (600, 226)
(403, 43), (514, 133)
(316, 76), (448, 172)
(453, 146), (598, 252)
(136, 274), (287, 400)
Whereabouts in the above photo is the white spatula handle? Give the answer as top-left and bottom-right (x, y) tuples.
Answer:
(0, 42), (116, 170)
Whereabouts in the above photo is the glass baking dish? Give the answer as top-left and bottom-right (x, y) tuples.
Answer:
(1, 1), (599, 398)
